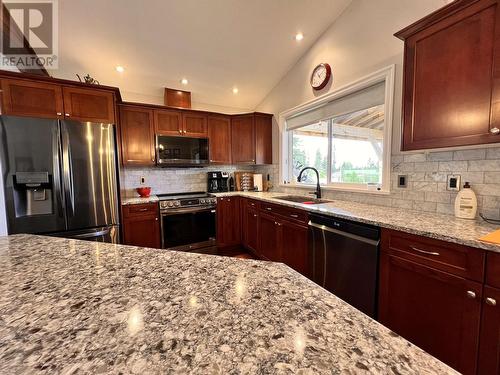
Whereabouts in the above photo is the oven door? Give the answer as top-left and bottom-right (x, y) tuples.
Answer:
(161, 206), (216, 252)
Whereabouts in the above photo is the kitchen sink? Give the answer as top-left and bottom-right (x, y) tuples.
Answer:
(273, 195), (331, 205)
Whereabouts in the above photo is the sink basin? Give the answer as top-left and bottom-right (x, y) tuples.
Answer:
(273, 195), (331, 205)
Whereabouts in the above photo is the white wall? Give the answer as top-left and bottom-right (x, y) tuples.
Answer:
(255, 0), (448, 160)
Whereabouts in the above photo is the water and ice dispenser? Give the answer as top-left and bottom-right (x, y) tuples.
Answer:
(13, 171), (53, 217)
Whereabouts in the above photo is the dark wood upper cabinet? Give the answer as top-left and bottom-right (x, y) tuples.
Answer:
(255, 113), (273, 164)
(154, 109), (182, 135)
(182, 111), (208, 137)
(62, 86), (115, 123)
(231, 114), (255, 164)
(477, 285), (500, 375)
(396, 0), (500, 150)
(208, 115), (231, 164)
(119, 105), (155, 166)
(122, 203), (161, 248)
(1, 78), (64, 119)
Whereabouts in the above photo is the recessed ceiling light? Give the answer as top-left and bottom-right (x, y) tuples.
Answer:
(232, 87), (239, 94)
(295, 32), (304, 41)
(115, 66), (125, 73)
(180, 78), (188, 85)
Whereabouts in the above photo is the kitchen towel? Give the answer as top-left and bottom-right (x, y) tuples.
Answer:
(479, 229), (500, 245)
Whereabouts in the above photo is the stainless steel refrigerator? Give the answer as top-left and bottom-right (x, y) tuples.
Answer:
(0, 116), (120, 243)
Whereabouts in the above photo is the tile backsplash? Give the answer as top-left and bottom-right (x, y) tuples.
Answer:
(259, 147), (500, 220)
(121, 165), (255, 197)
(121, 147), (500, 220)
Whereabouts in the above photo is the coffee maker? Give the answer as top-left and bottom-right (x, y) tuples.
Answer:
(207, 171), (229, 193)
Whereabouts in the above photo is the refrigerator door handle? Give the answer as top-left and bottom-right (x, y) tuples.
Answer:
(61, 123), (75, 216)
(52, 125), (65, 219)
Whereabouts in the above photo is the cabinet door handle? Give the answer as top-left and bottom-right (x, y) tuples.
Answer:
(486, 297), (497, 306)
(410, 246), (440, 256)
(155, 217), (158, 221)
(56, 112), (62, 116)
(65, 113), (70, 117)
(290, 214), (299, 218)
(253, 214), (257, 217)
(138, 208), (148, 212)
(266, 207), (272, 211)
(490, 127), (500, 135)
(178, 130), (182, 134)
(277, 223), (282, 226)
(183, 130), (187, 134)
(466, 291), (476, 299)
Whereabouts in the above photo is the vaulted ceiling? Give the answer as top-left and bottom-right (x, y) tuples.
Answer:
(54, 0), (352, 112)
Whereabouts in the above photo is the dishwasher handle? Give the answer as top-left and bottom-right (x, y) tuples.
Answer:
(308, 221), (380, 247)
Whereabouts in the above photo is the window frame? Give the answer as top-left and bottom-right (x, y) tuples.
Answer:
(279, 65), (395, 194)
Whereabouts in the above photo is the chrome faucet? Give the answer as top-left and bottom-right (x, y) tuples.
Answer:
(297, 167), (322, 199)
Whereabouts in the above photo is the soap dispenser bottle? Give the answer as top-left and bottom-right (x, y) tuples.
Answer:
(454, 182), (477, 219)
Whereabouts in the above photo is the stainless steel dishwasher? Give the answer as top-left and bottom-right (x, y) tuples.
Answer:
(308, 214), (380, 318)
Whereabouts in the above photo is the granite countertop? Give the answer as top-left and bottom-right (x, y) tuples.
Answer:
(122, 195), (159, 205)
(213, 192), (500, 253)
(0, 234), (456, 374)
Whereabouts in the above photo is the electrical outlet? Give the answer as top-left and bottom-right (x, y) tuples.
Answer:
(447, 174), (461, 191)
(140, 176), (146, 185)
(397, 175), (407, 188)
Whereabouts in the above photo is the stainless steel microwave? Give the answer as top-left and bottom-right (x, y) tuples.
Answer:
(155, 135), (209, 167)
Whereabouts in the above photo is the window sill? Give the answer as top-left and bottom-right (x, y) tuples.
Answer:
(278, 183), (391, 195)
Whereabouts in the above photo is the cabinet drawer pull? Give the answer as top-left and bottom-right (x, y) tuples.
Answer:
(138, 208), (148, 212)
(486, 297), (497, 306)
(466, 291), (476, 299)
(266, 207), (272, 211)
(490, 127), (500, 135)
(253, 214), (257, 217)
(410, 246), (440, 256)
(290, 214), (299, 218)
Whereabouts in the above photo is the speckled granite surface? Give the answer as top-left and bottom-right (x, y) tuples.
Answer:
(214, 192), (500, 253)
(0, 234), (455, 374)
(122, 195), (159, 205)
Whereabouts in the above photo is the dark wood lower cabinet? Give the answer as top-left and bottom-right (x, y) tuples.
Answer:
(478, 285), (500, 375)
(379, 253), (482, 374)
(216, 197), (240, 248)
(122, 203), (161, 248)
(280, 220), (309, 276)
(242, 205), (260, 255)
(258, 212), (281, 262)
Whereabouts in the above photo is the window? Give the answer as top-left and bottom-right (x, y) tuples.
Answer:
(283, 67), (394, 192)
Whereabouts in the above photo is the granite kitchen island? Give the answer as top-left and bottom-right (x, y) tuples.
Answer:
(0, 235), (456, 374)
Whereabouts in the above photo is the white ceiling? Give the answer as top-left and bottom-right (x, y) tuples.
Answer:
(55, 0), (352, 112)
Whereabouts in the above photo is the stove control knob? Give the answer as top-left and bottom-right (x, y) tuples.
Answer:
(200, 199), (205, 204)
(174, 201), (180, 207)
(167, 201), (174, 207)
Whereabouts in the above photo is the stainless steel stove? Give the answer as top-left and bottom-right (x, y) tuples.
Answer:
(158, 192), (217, 210)
(158, 192), (217, 254)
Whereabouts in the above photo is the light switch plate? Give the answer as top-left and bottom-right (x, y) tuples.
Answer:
(447, 174), (461, 191)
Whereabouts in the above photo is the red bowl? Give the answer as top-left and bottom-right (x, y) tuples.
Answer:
(136, 187), (151, 198)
